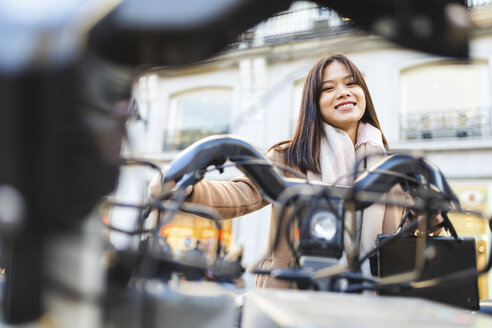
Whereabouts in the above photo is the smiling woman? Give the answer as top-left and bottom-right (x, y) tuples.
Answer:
(285, 53), (388, 176)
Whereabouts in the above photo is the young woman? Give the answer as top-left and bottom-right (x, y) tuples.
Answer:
(150, 53), (442, 289)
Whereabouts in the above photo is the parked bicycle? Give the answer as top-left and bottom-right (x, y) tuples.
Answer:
(101, 135), (492, 328)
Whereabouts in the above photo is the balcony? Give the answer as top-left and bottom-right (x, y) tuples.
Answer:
(233, 6), (353, 49)
(402, 108), (491, 141)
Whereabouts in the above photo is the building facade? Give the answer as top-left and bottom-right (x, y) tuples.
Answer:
(123, 1), (492, 291)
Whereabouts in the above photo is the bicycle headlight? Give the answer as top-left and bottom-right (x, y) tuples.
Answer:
(310, 210), (338, 241)
(299, 198), (344, 259)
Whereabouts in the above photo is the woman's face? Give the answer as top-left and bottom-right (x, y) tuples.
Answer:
(319, 61), (366, 134)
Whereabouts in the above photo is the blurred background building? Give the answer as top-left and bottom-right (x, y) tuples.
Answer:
(114, 0), (492, 292)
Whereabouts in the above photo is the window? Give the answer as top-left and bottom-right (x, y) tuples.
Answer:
(400, 61), (490, 141)
(163, 88), (232, 151)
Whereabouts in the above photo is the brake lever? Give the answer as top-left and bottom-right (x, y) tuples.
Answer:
(354, 154), (460, 212)
(175, 171), (206, 191)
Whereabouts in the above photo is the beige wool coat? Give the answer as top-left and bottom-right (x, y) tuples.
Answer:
(188, 145), (407, 289)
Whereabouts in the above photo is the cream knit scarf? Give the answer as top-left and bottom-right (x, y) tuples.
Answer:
(306, 122), (387, 274)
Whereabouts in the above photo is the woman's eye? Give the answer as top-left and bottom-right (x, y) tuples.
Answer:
(322, 87), (333, 92)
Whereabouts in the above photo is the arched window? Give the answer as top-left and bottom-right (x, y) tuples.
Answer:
(400, 61), (490, 140)
(163, 88), (232, 150)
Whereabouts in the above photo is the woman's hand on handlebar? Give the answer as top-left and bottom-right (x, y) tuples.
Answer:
(148, 165), (193, 200)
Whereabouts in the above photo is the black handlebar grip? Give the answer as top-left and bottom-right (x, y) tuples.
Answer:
(354, 154), (459, 210)
(164, 135), (287, 202)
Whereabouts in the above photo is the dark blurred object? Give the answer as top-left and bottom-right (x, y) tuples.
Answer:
(90, 0), (292, 66)
(0, 55), (131, 323)
(321, 0), (469, 58)
(0, 2), (131, 322)
(91, 0), (470, 68)
(0, 0), (470, 72)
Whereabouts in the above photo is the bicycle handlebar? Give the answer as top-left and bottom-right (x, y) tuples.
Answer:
(164, 135), (459, 210)
(164, 135), (288, 202)
(354, 154), (460, 211)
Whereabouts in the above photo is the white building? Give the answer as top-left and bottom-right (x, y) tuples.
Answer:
(119, 1), (492, 292)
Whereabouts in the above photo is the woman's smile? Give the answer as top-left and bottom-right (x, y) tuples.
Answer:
(335, 101), (357, 110)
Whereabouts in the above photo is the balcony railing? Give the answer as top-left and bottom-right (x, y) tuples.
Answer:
(233, 6), (353, 48)
(468, 0), (492, 8)
(401, 108), (491, 141)
(469, 0), (492, 27)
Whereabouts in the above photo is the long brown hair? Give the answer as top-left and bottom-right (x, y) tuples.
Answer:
(271, 53), (388, 175)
